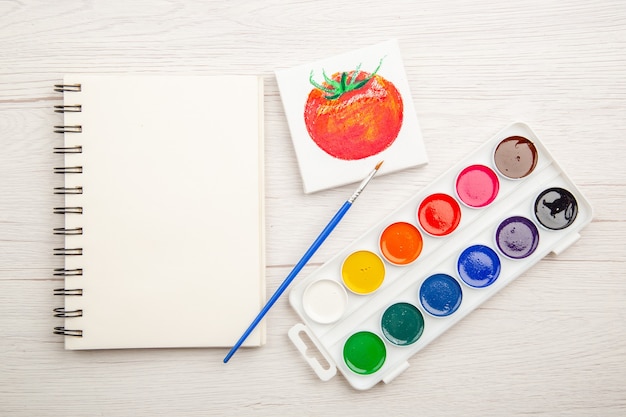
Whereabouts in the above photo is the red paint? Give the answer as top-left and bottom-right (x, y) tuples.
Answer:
(304, 69), (403, 160)
(455, 164), (500, 208)
(417, 193), (461, 236)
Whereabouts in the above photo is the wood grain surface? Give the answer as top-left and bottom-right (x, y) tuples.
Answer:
(1, 0), (624, 416)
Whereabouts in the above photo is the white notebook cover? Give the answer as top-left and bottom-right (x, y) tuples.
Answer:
(55, 75), (265, 349)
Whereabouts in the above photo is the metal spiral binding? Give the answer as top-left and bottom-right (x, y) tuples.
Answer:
(54, 84), (81, 92)
(54, 105), (82, 113)
(53, 146), (82, 154)
(54, 125), (82, 133)
(53, 327), (83, 337)
(53, 227), (83, 235)
(54, 83), (84, 339)
(53, 268), (83, 276)
(54, 186), (83, 195)
(53, 308), (83, 318)
(53, 206), (83, 214)
(53, 248), (83, 256)
(54, 288), (83, 296)
(54, 166), (83, 174)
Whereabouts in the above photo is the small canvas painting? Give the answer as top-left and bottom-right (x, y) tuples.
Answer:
(276, 39), (428, 193)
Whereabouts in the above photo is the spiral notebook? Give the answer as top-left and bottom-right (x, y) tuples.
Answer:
(53, 75), (266, 350)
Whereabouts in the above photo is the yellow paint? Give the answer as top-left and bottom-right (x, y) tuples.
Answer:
(341, 250), (385, 294)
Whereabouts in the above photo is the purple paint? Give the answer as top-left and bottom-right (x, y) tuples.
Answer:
(495, 216), (539, 259)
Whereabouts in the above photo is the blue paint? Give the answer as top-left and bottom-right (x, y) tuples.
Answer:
(457, 244), (501, 288)
(419, 274), (462, 317)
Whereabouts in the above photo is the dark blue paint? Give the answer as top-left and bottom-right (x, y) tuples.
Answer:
(419, 273), (463, 317)
(457, 244), (501, 288)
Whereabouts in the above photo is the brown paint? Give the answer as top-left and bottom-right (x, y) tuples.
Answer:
(493, 136), (538, 179)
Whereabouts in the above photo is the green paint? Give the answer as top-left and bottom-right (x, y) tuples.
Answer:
(309, 59), (384, 100)
(343, 331), (386, 375)
(381, 302), (424, 346)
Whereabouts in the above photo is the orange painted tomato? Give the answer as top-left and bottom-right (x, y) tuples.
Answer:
(304, 65), (403, 160)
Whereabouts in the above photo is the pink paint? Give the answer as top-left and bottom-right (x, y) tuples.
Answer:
(455, 164), (499, 208)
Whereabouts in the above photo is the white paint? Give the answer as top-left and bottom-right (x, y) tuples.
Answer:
(302, 279), (348, 324)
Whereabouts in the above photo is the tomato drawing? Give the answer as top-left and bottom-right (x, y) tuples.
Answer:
(304, 61), (403, 160)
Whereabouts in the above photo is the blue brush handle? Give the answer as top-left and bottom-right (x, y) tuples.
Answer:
(223, 200), (352, 363)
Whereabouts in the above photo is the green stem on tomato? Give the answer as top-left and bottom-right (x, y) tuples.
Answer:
(309, 58), (384, 100)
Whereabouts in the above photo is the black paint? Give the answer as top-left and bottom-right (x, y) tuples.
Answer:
(534, 187), (578, 230)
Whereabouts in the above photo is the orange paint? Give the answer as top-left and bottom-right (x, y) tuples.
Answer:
(379, 222), (423, 265)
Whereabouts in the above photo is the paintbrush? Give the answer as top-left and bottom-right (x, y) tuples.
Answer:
(224, 160), (384, 363)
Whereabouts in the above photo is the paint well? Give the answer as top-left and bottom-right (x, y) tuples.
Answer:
(343, 331), (386, 375)
(495, 216), (539, 259)
(381, 302), (424, 346)
(419, 273), (463, 317)
(417, 193), (462, 236)
(457, 244), (501, 288)
(493, 136), (538, 179)
(534, 187), (578, 230)
(455, 164), (500, 208)
(379, 222), (423, 265)
(302, 279), (348, 324)
(341, 250), (385, 294)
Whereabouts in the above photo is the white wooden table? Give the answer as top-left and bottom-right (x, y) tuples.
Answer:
(1, 1), (625, 415)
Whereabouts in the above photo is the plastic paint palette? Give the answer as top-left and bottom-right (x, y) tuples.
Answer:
(288, 122), (593, 390)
